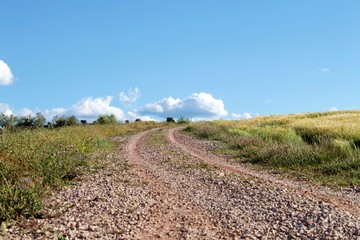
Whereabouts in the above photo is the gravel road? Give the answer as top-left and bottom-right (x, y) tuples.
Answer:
(3, 127), (360, 239)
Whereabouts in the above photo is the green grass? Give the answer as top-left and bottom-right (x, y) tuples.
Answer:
(185, 110), (360, 187)
(0, 121), (161, 223)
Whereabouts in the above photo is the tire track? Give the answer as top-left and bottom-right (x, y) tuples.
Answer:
(168, 126), (360, 218)
(129, 128), (360, 238)
(128, 128), (219, 239)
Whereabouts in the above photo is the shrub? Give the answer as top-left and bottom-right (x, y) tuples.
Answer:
(16, 115), (35, 129)
(95, 114), (118, 125)
(177, 116), (191, 124)
(52, 116), (68, 128)
(0, 114), (17, 130)
(34, 113), (46, 128)
(166, 117), (175, 123)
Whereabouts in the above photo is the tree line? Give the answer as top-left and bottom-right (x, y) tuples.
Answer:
(0, 113), (121, 130)
(0, 113), (192, 130)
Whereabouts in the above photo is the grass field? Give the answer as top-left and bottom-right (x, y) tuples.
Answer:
(185, 110), (360, 188)
(0, 122), (161, 222)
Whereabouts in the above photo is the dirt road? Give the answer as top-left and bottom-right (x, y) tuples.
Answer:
(4, 127), (360, 239)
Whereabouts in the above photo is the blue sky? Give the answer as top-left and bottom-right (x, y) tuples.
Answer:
(1, 1), (359, 121)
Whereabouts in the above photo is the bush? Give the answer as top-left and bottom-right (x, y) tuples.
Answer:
(166, 117), (175, 123)
(0, 113), (47, 130)
(95, 114), (118, 125)
(0, 114), (17, 130)
(177, 116), (191, 124)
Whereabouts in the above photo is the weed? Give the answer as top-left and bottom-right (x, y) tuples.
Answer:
(177, 116), (192, 124)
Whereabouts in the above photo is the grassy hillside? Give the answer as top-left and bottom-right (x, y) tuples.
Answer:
(0, 122), (161, 222)
(186, 110), (360, 187)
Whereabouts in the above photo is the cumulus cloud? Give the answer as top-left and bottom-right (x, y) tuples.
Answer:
(43, 108), (67, 120)
(1, 92), (228, 122)
(44, 96), (126, 121)
(0, 60), (14, 86)
(70, 96), (125, 119)
(329, 106), (338, 112)
(0, 103), (14, 116)
(232, 112), (252, 120)
(119, 87), (141, 106)
(127, 111), (157, 122)
(138, 92), (228, 120)
(17, 108), (35, 117)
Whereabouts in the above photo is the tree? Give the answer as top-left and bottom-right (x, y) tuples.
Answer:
(0, 114), (18, 130)
(51, 115), (79, 128)
(67, 115), (78, 126)
(16, 115), (35, 128)
(95, 114), (118, 124)
(0, 113), (7, 128)
(166, 117), (175, 123)
(34, 112), (46, 128)
(52, 115), (68, 128)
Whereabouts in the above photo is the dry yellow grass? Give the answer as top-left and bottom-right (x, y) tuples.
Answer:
(187, 110), (360, 187)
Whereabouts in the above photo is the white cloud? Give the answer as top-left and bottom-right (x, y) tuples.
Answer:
(138, 92), (228, 120)
(321, 68), (330, 72)
(232, 112), (252, 120)
(119, 87), (141, 106)
(44, 96), (126, 121)
(127, 111), (157, 122)
(329, 106), (338, 111)
(0, 103), (14, 116)
(70, 96), (125, 119)
(17, 108), (34, 116)
(43, 108), (67, 120)
(265, 99), (273, 104)
(143, 97), (182, 113)
(0, 60), (14, 86)
(1, 92), (228, 122)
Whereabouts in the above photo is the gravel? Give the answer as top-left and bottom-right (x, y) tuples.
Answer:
(2, 128), (360, 239)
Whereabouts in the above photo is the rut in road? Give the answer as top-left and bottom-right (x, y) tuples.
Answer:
(129, 127), (360, 239)
(169, 127), (360, 218)
(5, 127), (360, 239)
(128, 128), (219, 239)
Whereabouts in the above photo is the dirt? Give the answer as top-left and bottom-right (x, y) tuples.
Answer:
(2, 127), (360, 239)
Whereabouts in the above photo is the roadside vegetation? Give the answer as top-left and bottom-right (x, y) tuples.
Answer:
(185, 110), (360, 187)
(0, 112), (162, 223)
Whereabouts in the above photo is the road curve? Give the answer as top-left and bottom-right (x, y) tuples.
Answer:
(129, 127), (360, 238)
(4, 127), (360, 239)
(168, 127), (360, 218)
